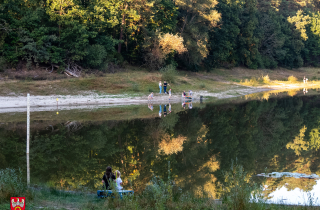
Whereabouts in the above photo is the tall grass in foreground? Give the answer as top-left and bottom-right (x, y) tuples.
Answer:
(1, 164), (319, 209)
(0, 168), (34, 203)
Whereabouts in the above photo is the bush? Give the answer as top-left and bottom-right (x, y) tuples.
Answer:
(0, 168), (34, 203)
(85, 44), (107, 68)
(160, 64), (177, 83)
(288, 75), (298, 83)
(262, 75), (270, 84)
(221, 160), (264, 210)
(132, 83), (140, 92)
(200, 83), (206, 89)
(241, 77), (259, 86)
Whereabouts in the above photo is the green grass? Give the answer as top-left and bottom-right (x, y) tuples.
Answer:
(0, 68), (233, 96)
(1, 163), (319, 210)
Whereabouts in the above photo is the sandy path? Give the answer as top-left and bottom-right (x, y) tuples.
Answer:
(0, 86), (269, 113)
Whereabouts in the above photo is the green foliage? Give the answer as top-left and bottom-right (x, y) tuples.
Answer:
(84, 45), (107, 68)
(0, 168), (34, 203)
(0, 57), (6, 72)
(160, 64), (177, 83)
(221, 160), (263, 210)
(1, 0), (320, 70)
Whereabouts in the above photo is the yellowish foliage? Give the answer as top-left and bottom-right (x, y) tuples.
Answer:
(158, 33), (187, 56)
(287, 89), (298, 97)
(158, 134), (187, 155)
(175, 0), (220, 27)
(261, 92), (271, 101)
(241, 77), (259, 86)
(288, 10), (311, 40)
(288, 75), (298, 83)
(309, 128), (320, 150)
(262, 75), (270, 84)
(286, 125), (309, 156)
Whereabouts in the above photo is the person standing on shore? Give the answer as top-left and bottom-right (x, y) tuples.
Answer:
(163, 81), (170, 94)
(159, 81), (162, 94)
(168, 89), (172, 100)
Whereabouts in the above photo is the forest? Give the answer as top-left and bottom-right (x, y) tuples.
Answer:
(1, 95), (320, 198)
(1, 0), (320, 72)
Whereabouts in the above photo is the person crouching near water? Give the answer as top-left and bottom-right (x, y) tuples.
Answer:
(182, 91), (186, 98)
(102, 166), (116, 190)
(148, 92), (154, 100)
(115, 170), (123, 191)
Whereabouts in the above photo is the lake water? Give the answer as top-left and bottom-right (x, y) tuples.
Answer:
(1, 89), (320, 205)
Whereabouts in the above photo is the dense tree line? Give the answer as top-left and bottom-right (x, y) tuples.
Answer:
(1, 95), (320, 197)
(1, 0), (320, 71)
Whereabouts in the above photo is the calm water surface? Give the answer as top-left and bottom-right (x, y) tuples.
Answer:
(1, 90), (320, 205)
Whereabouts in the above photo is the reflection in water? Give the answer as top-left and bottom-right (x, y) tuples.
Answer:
(257, 172), (319, 179)
(265, 179), (320, 206)
(2, 94), (320, 205)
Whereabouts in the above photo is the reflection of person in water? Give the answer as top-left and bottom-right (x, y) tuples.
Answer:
(164, 105), (167, 117)
(169, 103), (171, 113)
(159, 105), (162, 118)
(303, 88), (308, 95)
(182, 102), (186, 109)
(188, 102), (192, 109)
(148, 103), (153, 111)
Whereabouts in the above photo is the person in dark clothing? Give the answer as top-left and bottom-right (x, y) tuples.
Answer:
(102, 166), (116, 190)
(163, 81), (170, 94)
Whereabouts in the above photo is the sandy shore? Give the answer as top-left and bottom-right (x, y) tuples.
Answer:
(0, 86), (269, 113)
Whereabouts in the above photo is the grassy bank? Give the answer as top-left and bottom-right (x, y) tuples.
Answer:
(1, 164), (319, 210)
(2, 66), (320, 97)
(0, 67), (234, 96)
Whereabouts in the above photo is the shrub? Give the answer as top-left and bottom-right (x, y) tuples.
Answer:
(200, 83), (206, 89)
(132, 83), (140, 92)
(148, 86), (155, 92)
(85, 44), (107, 68)
(288, 75), (298, 83)
(0, 168), (34, 203)
(262, 75), (270, 84)
(221, 160), (264, 210)
(241, 77), (259, 86)
(160, 64), (177, 83)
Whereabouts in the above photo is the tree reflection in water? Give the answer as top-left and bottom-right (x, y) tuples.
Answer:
(1, 95), (320, 200)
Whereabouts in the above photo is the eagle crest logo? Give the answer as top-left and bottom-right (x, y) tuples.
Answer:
(10, 197), (25, 210)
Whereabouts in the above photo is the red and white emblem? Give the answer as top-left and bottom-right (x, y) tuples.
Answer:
(10, 197), (25, 210)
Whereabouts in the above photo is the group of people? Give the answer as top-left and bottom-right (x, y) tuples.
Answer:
(159, 80), (170, 94)
(182, 90), (193, 98)
(102, 166), (123, 191)
(148, 81), (172, 100)
(158, 104), (171, 117)
(182, 101), (192, 109)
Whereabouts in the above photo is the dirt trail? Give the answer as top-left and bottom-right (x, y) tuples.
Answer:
(0, 85), (270, 113)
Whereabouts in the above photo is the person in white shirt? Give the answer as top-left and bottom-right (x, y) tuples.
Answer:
(115, 170), (123, 191)
(159, 81), (162, 94)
